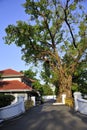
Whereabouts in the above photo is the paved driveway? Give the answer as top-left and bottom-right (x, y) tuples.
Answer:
(0, 102), (87, 130)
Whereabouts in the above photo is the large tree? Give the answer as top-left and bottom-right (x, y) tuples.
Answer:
(4, 0), (87, 101)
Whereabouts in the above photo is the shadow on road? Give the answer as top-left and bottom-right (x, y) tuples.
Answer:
(0, 100), (87, 130)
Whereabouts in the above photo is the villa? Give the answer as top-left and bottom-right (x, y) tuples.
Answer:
(0, 69), (38, 103)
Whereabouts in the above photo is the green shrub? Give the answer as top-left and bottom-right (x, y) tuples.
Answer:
(72, 83), (79, 93)
(65, 98), (74, 108)
(0, 94), (15, 108)
(24, 100), (33, 111)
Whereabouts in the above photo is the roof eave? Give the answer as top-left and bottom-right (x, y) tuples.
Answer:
(1, 74), (24, 78)
(0, 89), (32, 92)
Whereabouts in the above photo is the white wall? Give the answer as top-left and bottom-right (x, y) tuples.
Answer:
(11, 93), (28, 104)
(1, 77), (21, 81)
(0, 97), (25, 120)
(74, 92), (87, 115)
(77, 98), (87, 115)
(43, 95), (56, 101)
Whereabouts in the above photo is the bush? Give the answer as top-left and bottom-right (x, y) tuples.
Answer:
(65, 98), (74, 108)
(36, 96), (44, 105)
(71, 83), (79, 93)
(0, 94), (15, 108)
(24, 100), (33, 111)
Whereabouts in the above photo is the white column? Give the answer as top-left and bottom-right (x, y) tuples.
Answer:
(62, 94), (66, 104)
(73, 92), (82, 111)
(31, 96), (36, 106)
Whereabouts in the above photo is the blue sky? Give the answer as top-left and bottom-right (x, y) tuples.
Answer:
(0, 0), (30, 71)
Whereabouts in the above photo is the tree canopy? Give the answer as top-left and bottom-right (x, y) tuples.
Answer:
(4, 0), (87, 99)
(21, 68), (37, 79)
(22, 69), (53, 96)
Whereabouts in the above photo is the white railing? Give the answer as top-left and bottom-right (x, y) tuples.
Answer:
(0, 98), (25, 121)
(74, 92), (87, 115)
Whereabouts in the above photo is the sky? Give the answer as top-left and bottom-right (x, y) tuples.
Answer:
(0, 0), (30, 71)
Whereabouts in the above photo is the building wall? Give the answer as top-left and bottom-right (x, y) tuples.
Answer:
(11, 93), (28, 104)
(0, 77), (22, 81)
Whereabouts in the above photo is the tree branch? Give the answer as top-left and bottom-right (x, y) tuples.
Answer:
(44, 16), (56, 50)
(64, 0), (77, 48)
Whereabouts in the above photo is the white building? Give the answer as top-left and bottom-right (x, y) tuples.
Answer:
(0, 68), (38, 103)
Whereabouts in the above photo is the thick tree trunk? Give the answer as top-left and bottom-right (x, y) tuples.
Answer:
(51, 51), (74, 102)
(56, 74), (72, 102)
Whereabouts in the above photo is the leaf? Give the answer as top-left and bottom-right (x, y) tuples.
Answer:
(69, 3), (76, 10)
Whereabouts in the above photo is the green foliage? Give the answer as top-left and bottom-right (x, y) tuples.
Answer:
(41, 65), (59, 89)
(42, 84), (53, 96)
(24, 100), (33, 111)
(41, 70), (50, 84)
(22, 69), (37, 79)
(32, 80), (43, 95)
(71, 83), (79, 92)
(65, 98), (74, 108)
(73, 69), (87, 94)
(55, 86), (59, 96)
(33, 81), (53, 96)
(4, 0), (87, 97)
(43, 61), (50, 78)
(0, 94), (15, 108)
(0, 73), (2, 78)
(70, 3), (76, 10)
(72, 54), (87, 94)
(4, 0), (87, 65)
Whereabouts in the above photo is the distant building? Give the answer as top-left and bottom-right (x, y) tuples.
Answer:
(0, 69), (38, 103)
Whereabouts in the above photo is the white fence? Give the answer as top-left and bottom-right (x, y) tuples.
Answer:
(74, 92), (87, 115)
(0, 98), (25, 121)
(43, 95), (56, 101)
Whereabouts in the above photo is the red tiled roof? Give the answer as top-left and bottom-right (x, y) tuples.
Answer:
(0, 80), (32, 91)
(0, 69), (23, 76)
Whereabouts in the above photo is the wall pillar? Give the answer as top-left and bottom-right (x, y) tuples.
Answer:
(73, 92), (82, 111)
(31, 96), (36, 106)
(62, 94), (66, 104)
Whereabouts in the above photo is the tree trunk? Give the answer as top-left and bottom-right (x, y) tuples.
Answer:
(56, 74), (72, 102)
(52, 51), (74, 102)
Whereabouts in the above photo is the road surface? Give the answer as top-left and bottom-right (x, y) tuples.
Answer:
(0, 102), (87, 130)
